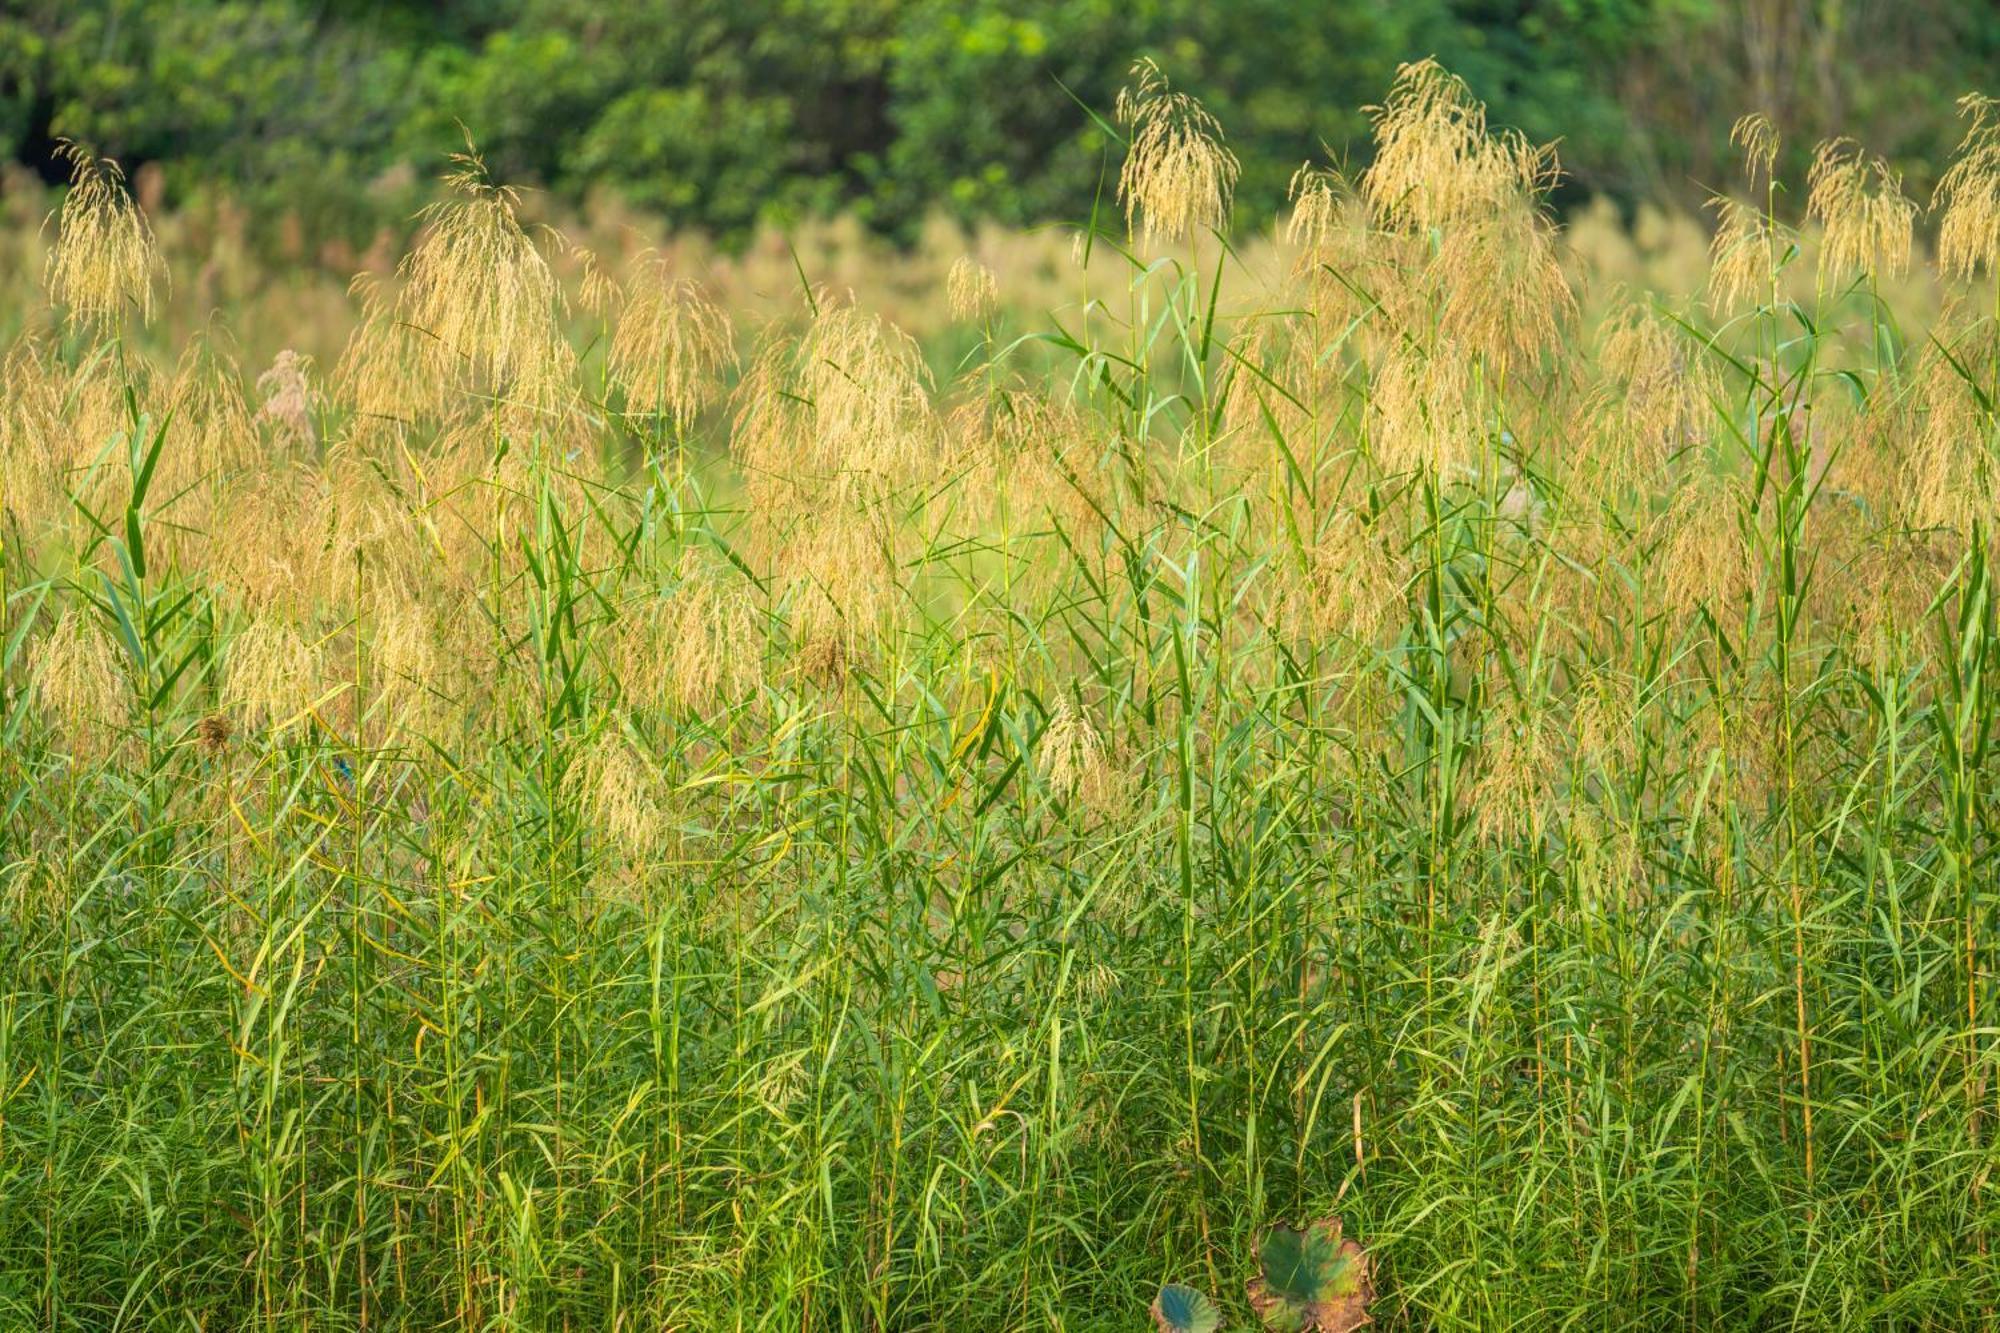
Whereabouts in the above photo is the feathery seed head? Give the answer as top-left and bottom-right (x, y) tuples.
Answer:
(30, 609), (126, 756)
(1595, 302), (1717, 480)
(571, 243), (621, 320)
(1039, 693), (1116, 810)
(256, 350), (317, 449)
(780, 513), (897, 675)
(164, 335), (259, 496)
(313, 454), (426, 606)
(1569, 670), (1639, 778)
(805, 310), (936, 484)
(1357, 61), (1569, 368)
(734, 303), (938, 518)
(1471, 697), (1554, 844)
(367, 590), (445, 737)
(1705, 195), (1779, 313)
(1934, 94), (2000, 280)
(573, 732), (666, 861)
(53, 351), (151, 520)
(44, 141), (161, 333)
(1363, 60), (1557, 235)
(1115, 59), (1239, 246)
(1276, 505), (1401, 646)
(1282, 165), (1392, 369)
(1908, 309), (2000, 531)
(619, 560), (764, 715)
(208, 471), (323, 613)
(393, 138), (573, 413)
(1660, 478), (1754, 618)
(1369, 344), (1474, 476)
(224, 617), (322, 733)
(334, 273), (432, 434)
(609, 254), (735, 431)
(1285, 164), (1347, 256)
(946, 255), (1000, 323)
(1806, 138), (1914, 280)
(1218, 317), (1310, 453)
(668, 573), (762, 715)
(1731, 114), (1780, 185)
(1433, 203), (1572, 371)
(0, 337), (63, 526)
(948, 387), (1108, 545)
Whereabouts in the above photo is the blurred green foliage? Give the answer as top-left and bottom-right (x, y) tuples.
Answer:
(3, 0), (1997, 242)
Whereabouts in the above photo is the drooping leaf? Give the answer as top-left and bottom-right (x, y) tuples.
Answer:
(1246, 1218), (1372, 1333)
(1153, 1282), (1223, 1333)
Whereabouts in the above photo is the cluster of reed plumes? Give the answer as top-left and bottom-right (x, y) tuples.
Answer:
(8, 58), (2000, 1329)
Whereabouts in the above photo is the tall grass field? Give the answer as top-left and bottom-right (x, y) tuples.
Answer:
(7, 59), (2000, 1328)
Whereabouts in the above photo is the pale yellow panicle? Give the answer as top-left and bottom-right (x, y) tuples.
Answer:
(1906, 307), (2000, 531)
(1275, 505), (1402, 648)
(51, 348), (152, 522)
(1039, 693), (1117, 811)
(1806, 138), (1914, 281)
(256, 349), (317, 450)
(334, 273), (433, 434)
(1706, 195), (1778, 313)
(223, 617), (323, 733)
(0, 337), (64, 527)
(1115, 59), (1240, 246)
(162, 334), (259, 497)
(367, 589), (447, 739)
(310, 451), (428, 607)
(804, 305), (938, 487)
(1363, 60), (1557, 235)
(43, 141), (161, 333)
(30, 609), (127, 758)
(391, 139), (573, 416)
(1595, 300), (1718, 483)
(1284, 165), (1374, 326)
(1660, 478), (1755, 619)
(946, 255), (999, 323)
(1217, 317), (1310, 457)
(779, 512), (898, 680)
(733, 300), (939, 521)
(1433, 203), (1572, 372)
(1369, 344), (1474, 476)
(572, 731), (666, 860)
(609, 253), (735, 431)
(1471, 696), (1554, 844)
(618, 557), (764, 715)
(1934, 95), (2000, 280)
(947, 386), (1110, 552)
(571, 243), (621, 321)
(1284, 164), (1346, 258)
(207, 469), (325, 614)
(1731, 113), (1780, 185)
(1357, 61), (1570, 370)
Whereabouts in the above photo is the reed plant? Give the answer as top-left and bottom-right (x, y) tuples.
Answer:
(5, 58), (2000, 1330)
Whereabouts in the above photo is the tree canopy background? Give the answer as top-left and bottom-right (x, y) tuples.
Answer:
(2, 0), (1994, 244)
